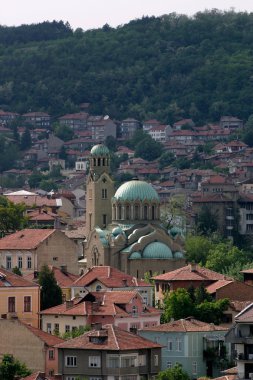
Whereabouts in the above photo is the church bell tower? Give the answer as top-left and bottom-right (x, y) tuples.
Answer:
(86, 144), (114, 234)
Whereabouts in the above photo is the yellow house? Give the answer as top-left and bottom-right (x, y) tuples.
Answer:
(0, 268), (40, 328)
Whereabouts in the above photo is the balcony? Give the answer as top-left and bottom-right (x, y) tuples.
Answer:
(226, 215), (234, 220)
(236, 353), (253, 361)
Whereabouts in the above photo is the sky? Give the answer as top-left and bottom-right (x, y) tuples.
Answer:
(2, 0), (253, 30)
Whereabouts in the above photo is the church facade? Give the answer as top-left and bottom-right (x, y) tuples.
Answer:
(83, 144), (185, 278)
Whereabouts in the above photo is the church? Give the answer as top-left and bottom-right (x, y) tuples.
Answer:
(82, 144), (185, 278)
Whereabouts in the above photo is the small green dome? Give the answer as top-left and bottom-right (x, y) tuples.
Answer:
(114, 180), (159, 202)
(169, 226), (182, 237)
(112, 226), (123, 236)
(143, 242), (173, 259)
(129, 251), (142, 259)
(90, 144), (110, 156)
(174, 251), (184, 259)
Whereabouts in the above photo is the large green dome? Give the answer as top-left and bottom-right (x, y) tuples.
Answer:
(90, 144), (110, 156)
(114, 180), (159, 202)
(143, 242), (173, 259)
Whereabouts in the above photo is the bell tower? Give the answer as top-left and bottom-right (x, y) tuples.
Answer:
(86, 144), (114, 234)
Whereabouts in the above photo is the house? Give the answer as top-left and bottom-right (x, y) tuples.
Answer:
(40, 290), (161, 335)
(173, 119), (195, 130)
(0, 110), (19, 125)
(148, 124), (172, 142)
(55, 323), (162, 380)
(220, 116), (243, 130)
(139, 317), (229, 379)
(143, 119), (161, 133)
(152, 264), (226, 305)
(25, 265), (79, 302)
(0, 319), (63, 377)
(225, 302), (253, 380)
(71, 266), (153, 305)
(22, 112), (51, 129)
(120, 118), (141, 139)
(0, 267), (40, 327)
(58, 112), (89, 131)
(0, 229), (79, 275)
(91, 118), (117, 141)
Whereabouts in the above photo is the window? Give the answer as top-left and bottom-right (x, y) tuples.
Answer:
(167, 361), (172, 368)
(89, 356), (101, 368)
(27, 256), (32, 269)
(138, 355), (146, 366)
(107, 356), (119, 368)
(65, 325), (70, 333)
(167, 339), (173, 351)
(6, 256), (12, 269)
(53, 257), (58, 261)
(154, 355), (159, 366)
(18, 256), (22, 269)
(176, 338), (182, 351)
(66, 377), (78, 380)
(246, 214), (253, 220)
(96, 285), (102, 291)
(47, 323), (52, 334)
(102, 214), (107, 226)
(121, 355), (137, 368)
(102, 188), (107, 199)
(8, 297), (15, 312)
(65, 356), (77, 367)
(192, 361), (197, 375)
(132, 306), (138, 316)
(48, 349), (54, 360)
(247, 224), (253, 232)
(54, 323), (59, 334)
(24, 296), (31, 312)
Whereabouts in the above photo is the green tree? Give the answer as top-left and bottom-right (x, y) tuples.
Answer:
(0, 354), (31, 380)
(38, 265), (62, 310)
(197, 205), (218, 234)
(105, 135), (117, 152)
(135, 136), (163, 161)
(195, 298), (229, 324)
(158, 151), (175, 169)
(12, 267), (22, 276)
(194, 283), (212, 304)
(62, 325), (91, 339)
(161, 288), (194, 323)
(39, 179), (58, 192)
(157, 363), (190, 380)
(20, 127), (32, 150)
(0, 197), (27, 236)
(28, 171), (45, 189)
(54, 124), (74, 141)
(185, 235), (214, 266)
(205, 242), (247, 273)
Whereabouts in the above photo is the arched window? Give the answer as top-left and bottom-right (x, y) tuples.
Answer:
(134, 205), (139, 220)
(93, 158), (96, 166)
(103, 158), (105, 166)
(144, 205), (148, 220)
(113, 205), (116, 220)
(152, 205), (155, 220)
(98, 158), (101, 166)
(118, 204), (122, 220)
(126, 205), (130, 220)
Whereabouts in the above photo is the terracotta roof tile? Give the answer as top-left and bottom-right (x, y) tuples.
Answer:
(23, 323), (64, 346)
(141, 318), (228, 332)
(153, 264), (226, 282)
(55, 324), (162, 350)
(0, 229), (55, 250)
(0, 268), (39, 287)
(206, 280), (233, 294)
(73, 266), (150, 288)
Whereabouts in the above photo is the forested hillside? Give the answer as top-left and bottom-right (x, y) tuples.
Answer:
(1, 11), (253, 123)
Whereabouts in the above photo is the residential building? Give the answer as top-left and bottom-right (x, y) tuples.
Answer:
(0, 319), (63, 376)
(139, 317), (229, 379)
(0, 110), (19, 125)
(143, 119), (161, 133)
(40, 290), (161, 335)
(0, 229), (79, 275)
(56, 323), (162, 380)
(120, 118), (141, 139)
(148, 124), (172, 142)
(152, 264), (226, 305)
(225, 303), (253, 380)
(91, 118), (117, 141)
(71, 266), (153, 306)
(22, 112), (51, 129)
(58, 112), (89, 131)
(220, 116), (243, 130)
(0, 267), (40, 327)
(173, 119), (195, 130)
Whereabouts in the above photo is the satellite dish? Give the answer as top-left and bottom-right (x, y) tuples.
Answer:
(104, 115), (109, 120)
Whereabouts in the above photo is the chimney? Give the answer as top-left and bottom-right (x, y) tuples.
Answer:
(190, 263), (197, 272)
(91, 322), (102, 331)
(122, 278), (128, 287)
(66, 300), (74, 309)
(60, 265), (67, 274)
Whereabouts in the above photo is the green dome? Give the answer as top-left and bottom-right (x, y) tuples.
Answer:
(129, 251), (142, 259)
(112, 226), (123, 236)
(114, 180), (159, 202)
(174, 251), (184, 259)
(169, 226), (182, 237)
(90, 144), (110, 156)
(143, 242), (173, 259)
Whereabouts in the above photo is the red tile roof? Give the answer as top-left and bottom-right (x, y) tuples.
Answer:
(5, 194), (59, 207)
(141, 318), (228, 332)
(24, 265), (78, 287)
(153, 264), (227, 282)
(206, 280), (233, 294)
(0, 268), (39, 288)
(0, 229), (55, 250)
(55, 324), (162, 350)
(23, 323), (64, 346)
(21, 372), (54, 380)
(235, 303), (253, 322)
(73, 266), (150, 288)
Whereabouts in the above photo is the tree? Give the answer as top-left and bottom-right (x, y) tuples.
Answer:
(0, 197), (27, 236)
(20, 127), (32, 150)
(12, 267), (22, 276)
(62, 325), (91, 339)
(158, 151), (175, 169)
(54, 124), (74, 141)
(135, 135), (163, 161)
(185, 235), (214, 266)
(161, 288), (194, 323)
(205, 242), (247, 273)
(0, 354), (31, 380)
(195, 298), (229, 324)
(157, 363), (190, 380)
(105, 135), (117, 152)
(38, 265), (62, 310)
(197, 205), (218, 234)
(28, 170), (45, 189)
